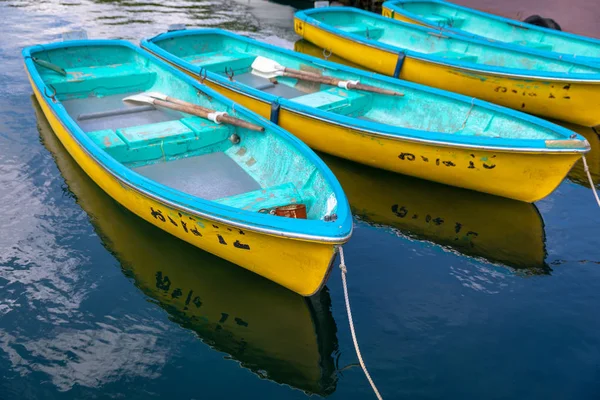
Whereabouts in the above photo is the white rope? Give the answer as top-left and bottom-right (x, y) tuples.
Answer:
(337, 246), (383, 400)
(582, 155), (600, 208)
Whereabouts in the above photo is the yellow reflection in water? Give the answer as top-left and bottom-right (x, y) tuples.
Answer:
(32, 96), (338, 397)
(321, 153), (548, 273)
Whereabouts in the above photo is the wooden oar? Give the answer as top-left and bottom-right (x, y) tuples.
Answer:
(251, 56), (403, 97)
(123, 93), (264, 132)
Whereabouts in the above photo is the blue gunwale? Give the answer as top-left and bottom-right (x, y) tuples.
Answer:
(294, 6), (600, 81)
(23, 39), (352, 242)
(141, 28), (589, 153)
(383, 0), (600, 65)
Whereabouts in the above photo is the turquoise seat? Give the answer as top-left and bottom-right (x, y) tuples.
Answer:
(431, 51), (478, 63)
(43, 63), (157, 98)
(427, 15), (465, 28)
(87, 117), (230, 164)
(182, 51), (256, 72)
(338, 25), (385, 39)
(215, 182), (303, 212)
(291, 87), (371, 115)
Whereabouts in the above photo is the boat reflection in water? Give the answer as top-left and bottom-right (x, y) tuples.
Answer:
(321, 153), (548, 273)
(564, 123), (600, 189)
(32, 96), (339, 397)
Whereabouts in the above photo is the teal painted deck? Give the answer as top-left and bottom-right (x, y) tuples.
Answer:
(297, 7), (600, 76)
(28, 41), (349, 224)
(384, 0), (600, 64)
(146, 29), (587, 147)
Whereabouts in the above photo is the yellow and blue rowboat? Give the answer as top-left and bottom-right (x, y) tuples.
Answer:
(32, 92), (338, 396)
(141, 29), (590, 202)
(382, 0), (600, 65)
(23, 39), (352, 296)
(293, 7), (600, 127)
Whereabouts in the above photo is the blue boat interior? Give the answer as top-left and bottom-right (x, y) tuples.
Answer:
(149, 31), (571, 141)
(31, 44), (339, 220)
(300, 8), (600, 74)
(385, 0), (600, 61)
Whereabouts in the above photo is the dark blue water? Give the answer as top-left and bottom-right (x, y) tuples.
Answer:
(1, 0), (599, 399)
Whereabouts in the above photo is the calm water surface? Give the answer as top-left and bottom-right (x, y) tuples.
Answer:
(1, 0), (599, 399)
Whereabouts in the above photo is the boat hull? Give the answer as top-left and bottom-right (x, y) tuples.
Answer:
(294, 17), (600, 127)
(148, 53), (581, 203)
(28, 73), (339, 297)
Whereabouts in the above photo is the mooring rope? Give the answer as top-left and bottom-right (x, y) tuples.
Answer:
(582, 155), (600, 208)
(337, 246), (383, 400)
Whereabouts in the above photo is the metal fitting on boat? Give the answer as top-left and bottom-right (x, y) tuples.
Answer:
(229, 134), (240, 144)
(324, 213), (337, 222)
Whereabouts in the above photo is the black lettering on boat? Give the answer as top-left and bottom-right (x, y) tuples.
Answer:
(432, 217), (444, 225)
(192, 296), (202, 308)
(233, 240), (250, 250)
(150, 207), (166, 222)
(217, 234), (227, 245)
(494, 86), (507, 93)
(219, 313), (229, 323)
(168, 216), (178, 226)
(235, 317), (249, 327)
(181, 220), (188, 233)
(184, 290), (193, 309)
(391, 204), (408, 218)
(468, 161), (475, 169)
(421, 156), (429, 162)
(212, 224), (219, 229)
(155, 271), (171, 291)
(442, 161), (456, 167)
(398, 152), (415, 161)
(171, 288), (182, 299)
(190, 226), (202, 237)
(455, 222), (462, 233)
(483, 163), (496, 169)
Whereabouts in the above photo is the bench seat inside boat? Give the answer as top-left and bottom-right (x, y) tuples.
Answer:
(427, 15), (465, 28)
(43, 63), (157, 98)
(86, 116), (230, 164)
(291, 87), (371, 115)
(430, 51), (478, 63)
(183, 51), (256, 73)
(215, 182), (303, 211)
(509, 40), (554, 51)
(338, 25), (385, 39)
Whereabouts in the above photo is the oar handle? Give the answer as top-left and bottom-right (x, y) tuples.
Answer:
(160, 97), (264, 132)
(283, 68), (403, 96)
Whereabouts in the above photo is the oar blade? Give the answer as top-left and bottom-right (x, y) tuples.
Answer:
(144, 91), (169, 101)
(122, 94), (154, 104)
(251, 56), (284, 79)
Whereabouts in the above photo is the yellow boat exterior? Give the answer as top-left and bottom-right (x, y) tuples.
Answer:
(147, 51), (583, 203)
(33, 93), (338, 395)
(28, 71), (342, 297)
(323, 154), (547, 271)
(293, 17), (600, 127)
